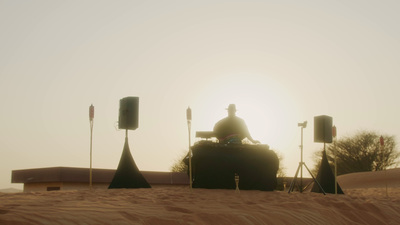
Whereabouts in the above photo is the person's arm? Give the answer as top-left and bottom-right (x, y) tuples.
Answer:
(248, 136), (260, 144)
(241, 119), (260, 144)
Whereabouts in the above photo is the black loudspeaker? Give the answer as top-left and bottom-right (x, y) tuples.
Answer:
(118, 97), (139, 130)
(314, 115), (333, 143)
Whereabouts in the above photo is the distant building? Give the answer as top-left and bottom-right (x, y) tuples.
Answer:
(12, 167), (189, 192)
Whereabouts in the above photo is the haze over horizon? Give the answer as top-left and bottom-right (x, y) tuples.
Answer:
(1, 0), (399, 189)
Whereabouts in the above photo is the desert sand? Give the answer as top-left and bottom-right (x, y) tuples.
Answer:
(1, 169), (399, 225)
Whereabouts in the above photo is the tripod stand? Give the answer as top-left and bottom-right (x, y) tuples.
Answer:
(288, 121), (326, 195)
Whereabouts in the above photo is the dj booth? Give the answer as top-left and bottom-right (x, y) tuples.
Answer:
(188, 141), (279, 191)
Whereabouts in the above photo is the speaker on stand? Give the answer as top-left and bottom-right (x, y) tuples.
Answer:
(288, 121), (326, 194)
(109, 96), (151, 189)
(311, 115), (343, 194)
(118, 97), (139, 131)
(314, 115), (333, 144)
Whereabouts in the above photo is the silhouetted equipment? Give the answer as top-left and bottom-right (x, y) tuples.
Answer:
(109, 96), (150, 189)
(195, 131), (215, 139)
(311, 150), (344, 194)
(314, 115), (333, 143)
(289, 121), (325, 194)
(118, 97), (139, 130)
(108, 137), (151, 189)
(186, 142), (279, 191)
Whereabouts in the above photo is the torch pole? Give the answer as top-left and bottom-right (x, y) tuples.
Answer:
(186, 107), (192, 190)
(188, 121), (192, 189)
(333, 126), (337, 195)
(300, 125), (303, 193)
(89, 105), (94, 190)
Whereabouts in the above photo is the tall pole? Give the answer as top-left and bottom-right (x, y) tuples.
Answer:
(289, 120), (325, 195)
(300, 126), (303, 193)
(380, 136), (388, 197)
(186, 107), (192, 189)
(332, 125), (337, 195)
(89, 104), (94, 190)
(297, 121), (307, 193)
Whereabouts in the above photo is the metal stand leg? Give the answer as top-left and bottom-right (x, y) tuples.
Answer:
(288, 121), (326, 195)
(303, 163), (326, 195)
(288, 163), (301, 193)
(288, 162), (326, 195)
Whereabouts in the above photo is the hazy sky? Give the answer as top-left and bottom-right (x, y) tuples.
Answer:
(1, 0), (399, 189)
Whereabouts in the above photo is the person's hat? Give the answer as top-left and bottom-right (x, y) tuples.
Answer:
(226, 104), (237, 112)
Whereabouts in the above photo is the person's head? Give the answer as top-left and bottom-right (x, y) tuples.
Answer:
(226, 104), (237, 117)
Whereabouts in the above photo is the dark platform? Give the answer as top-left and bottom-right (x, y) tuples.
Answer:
(188, 142), (279, 191)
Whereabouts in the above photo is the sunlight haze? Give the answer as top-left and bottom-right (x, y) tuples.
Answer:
(1, 0), (399, 189)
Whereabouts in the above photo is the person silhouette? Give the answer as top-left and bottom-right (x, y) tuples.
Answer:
(213, 104), (260, 144)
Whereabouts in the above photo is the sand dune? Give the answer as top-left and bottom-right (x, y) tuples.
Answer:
(0, 169), (399, 225)
(338, 168), (400, 189)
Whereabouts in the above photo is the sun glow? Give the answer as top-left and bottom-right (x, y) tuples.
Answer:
(192, 73), (301, 152)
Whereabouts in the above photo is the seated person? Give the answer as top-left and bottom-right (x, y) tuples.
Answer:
(213, 104), (260, 144)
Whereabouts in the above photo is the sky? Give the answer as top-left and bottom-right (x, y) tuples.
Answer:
(1, 0), (399, 189)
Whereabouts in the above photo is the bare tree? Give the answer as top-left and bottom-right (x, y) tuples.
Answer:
(170, 150), (188, 172)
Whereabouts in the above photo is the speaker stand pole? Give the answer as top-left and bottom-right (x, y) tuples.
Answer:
(288, 124), (305, 193)
(288, 123), (326, 195)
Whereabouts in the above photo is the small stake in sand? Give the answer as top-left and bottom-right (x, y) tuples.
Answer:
(89, 104), (94, 190)
(235, 173), (240, 193)
(380, 136), (388, 198)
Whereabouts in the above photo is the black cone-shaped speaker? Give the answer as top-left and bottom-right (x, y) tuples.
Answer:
(314, 115), (333, 143)
(118, 97), (139, 130)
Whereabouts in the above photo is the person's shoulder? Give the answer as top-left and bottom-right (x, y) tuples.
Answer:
(217, 116), (230, 123)
(233, 116), (245, 122)
(214, 116), (228, 127)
